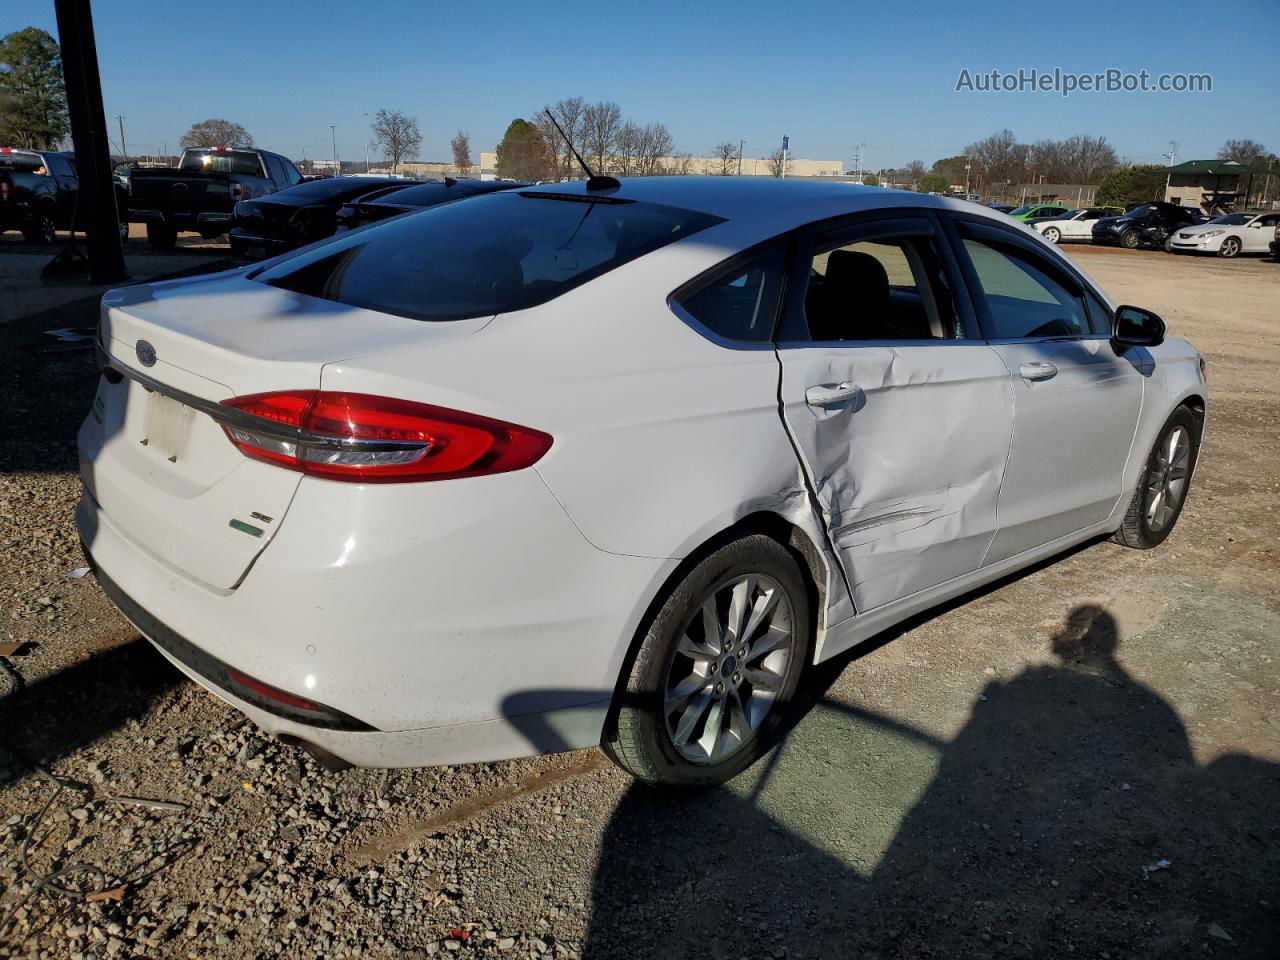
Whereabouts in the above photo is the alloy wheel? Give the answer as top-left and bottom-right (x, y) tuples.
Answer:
(1121, 230), (1140, 249)
(1145, 426), (1191, 532)
(663, 574), (795, 764)
(1220, 237), (1240, 258)
(1044, 227), (1060, 243)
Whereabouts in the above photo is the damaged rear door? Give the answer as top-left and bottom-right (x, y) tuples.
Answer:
(775, 214), (1013, 613)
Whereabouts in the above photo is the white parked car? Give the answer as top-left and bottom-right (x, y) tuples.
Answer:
(1032, 207), (1123, 243)
(77, 179), (1207, 788)
(1167, 211), (1280, 257)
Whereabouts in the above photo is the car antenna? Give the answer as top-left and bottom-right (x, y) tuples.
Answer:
(543, 109), (620, 192)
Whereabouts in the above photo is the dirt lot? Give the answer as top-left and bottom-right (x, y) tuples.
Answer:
(0, 243), (1277, 959)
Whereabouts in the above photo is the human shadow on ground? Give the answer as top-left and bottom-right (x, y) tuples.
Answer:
(580, 605), (1280, 958)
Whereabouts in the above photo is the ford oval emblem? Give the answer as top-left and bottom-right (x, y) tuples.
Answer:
(136, 340), (157, 367)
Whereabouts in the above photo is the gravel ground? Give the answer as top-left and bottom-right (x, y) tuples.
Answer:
(0, 244), (1277, 959)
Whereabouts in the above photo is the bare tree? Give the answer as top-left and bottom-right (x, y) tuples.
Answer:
(1061, 134), (1117, 183)
(668, 152), (695, 176)
(613, 121), (641, 176)
(450, 130), (472, 174)
(765, 146), (788, 178)
(711, 141), (739, 176)
(635, 122), (674, 176)
(1218, 138), (1269, 168)
(965, 129), (1027, 184)
(180, 118), (253, 149)
(582, 100), (622, 174)
(535, 97), (586, 180)
(371, 109), (421, 175)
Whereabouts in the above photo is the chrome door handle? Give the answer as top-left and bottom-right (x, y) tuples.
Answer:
(805, 382), (861, 407)
(1019, 361), (1058, 382)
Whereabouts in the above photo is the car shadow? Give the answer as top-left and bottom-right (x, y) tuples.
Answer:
(559, 604), (1279, 958)
(0, 640), (180, 784)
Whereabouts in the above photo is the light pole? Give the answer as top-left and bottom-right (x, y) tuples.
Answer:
(737, 139), (744, 176)
(363, 112), (371, 173)
(115, 114), (128, 163)
(329, 124), (338, 174)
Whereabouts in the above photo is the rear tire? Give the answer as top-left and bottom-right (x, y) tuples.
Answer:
(23, 212), (56, 245)
(603, 534), (812, 789)
(146, 223), (177, 250)
(1113, 406), (1201, 549)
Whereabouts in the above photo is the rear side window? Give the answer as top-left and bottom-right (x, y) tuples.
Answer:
(253, 191), (723, 322)
(676, 247), (785, 343)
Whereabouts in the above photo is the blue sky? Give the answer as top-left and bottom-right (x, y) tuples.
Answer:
(14, 0), (1279, 170)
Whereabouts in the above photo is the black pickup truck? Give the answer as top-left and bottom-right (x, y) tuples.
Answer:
(0, 147), (128, 244)
(127, 147), (302, 249)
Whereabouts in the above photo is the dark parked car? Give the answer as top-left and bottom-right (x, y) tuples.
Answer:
(0, 147), (127, 243)
(128, 147), (302, 249)
(1092, 202), (1198, 249)
(988, 203), (1017, 214)
(333, 178), (527, 232)
(229, 176), (416, 260)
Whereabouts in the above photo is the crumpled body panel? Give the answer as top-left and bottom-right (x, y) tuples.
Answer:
(778, 343), (1014, 613)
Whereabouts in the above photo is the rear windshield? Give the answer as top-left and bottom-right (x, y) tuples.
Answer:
(275, 177), (412, 201)
(181, 149), (262, 176)
(252, 191), (724, 322)
(375, 180), (521, 208)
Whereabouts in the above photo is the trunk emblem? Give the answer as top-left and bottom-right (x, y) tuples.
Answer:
(135, 340), (157, 367)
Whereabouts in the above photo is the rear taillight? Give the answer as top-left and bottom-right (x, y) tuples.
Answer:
(229, 182), (246, 202)
(218, 391), (552, 483)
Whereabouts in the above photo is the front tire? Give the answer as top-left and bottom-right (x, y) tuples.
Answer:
(1217, 236), (1241, 258)
(604, 534), (812, 788)
(1113, 406), (1201, 549)
(1042, 227), (1061, 244)
(1120, 229), (1141, 249)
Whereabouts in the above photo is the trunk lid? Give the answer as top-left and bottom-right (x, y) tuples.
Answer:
(84, 273), (493, 590)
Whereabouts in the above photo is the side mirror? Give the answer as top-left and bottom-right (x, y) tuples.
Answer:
(1112, 305), (1165, 348)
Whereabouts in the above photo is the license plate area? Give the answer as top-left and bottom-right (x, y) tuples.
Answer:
(142, 389), (196, 463)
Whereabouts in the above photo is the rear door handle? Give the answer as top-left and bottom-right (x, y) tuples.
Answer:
(1019, 361), (1058, 382)
(805, 382), (861, 407)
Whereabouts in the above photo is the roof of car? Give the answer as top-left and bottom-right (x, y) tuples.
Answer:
(517, 176), (1008, 231)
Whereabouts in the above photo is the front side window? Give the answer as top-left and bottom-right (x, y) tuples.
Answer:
(676, 247), (785, 343)
(799, 232), (962, 342)
(253, 191), (723, 322)
(960, 236), (1093, 339)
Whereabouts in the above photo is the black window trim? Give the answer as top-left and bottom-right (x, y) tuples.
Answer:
(775, 211), (983, 347)
(940, 212), (1114, 343)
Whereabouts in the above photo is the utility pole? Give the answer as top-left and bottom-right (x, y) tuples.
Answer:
(53, 0), (127, 282)
(964, 155), (971, 196)
(115, 115), (128, 163)
(330, 124), (338, 172)
(781, 135), (789, 179)
(737, 139), (744, 176)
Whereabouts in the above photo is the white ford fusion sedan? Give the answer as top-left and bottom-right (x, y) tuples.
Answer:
(78, 178), (1206, 787)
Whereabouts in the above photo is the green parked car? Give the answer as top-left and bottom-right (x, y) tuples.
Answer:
(1007, 202), (1074, 222)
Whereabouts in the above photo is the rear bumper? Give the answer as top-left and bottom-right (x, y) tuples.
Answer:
(128, 210), (232, 228)
(75, 462), (669, 768)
